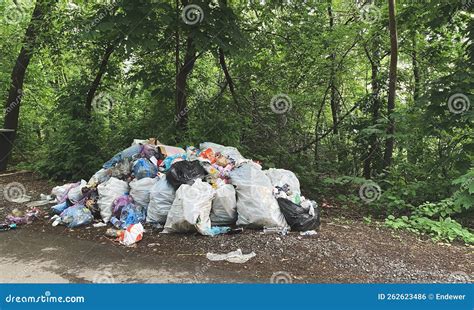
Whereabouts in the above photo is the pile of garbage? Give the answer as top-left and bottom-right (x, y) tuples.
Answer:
(47, 139), (320, 246)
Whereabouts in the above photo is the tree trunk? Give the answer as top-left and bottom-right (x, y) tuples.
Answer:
(175, 0), (180, 107)
(327, 0), (339, 135)
(412, 35), (420, 102)
(175, 35), (196, 133)
(408, 32), (422, 164)
(85, 43), (116, 117)
(218, 47), (238, 105)
(363, 41), (381, 179)
(0, 0), (53, 172)
(383, 0), (398, 170)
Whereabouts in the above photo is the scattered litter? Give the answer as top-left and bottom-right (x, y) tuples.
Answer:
(105, 228), (124, 238)
(299, 230), (317, 236)
(0, 223), (16, 232)
(26, 194), (55, 208)
(263, 226), (289, 235)
(227, 227), (244, 234)
(93, 222), (107, 228)
(206, 249), (256, 264)
(6, 207), (41, 225)
(40, 194), (53, 201)
(119, 222), (144, 246)
(51, 215), (61, 226)
(40, 247), (58, 252)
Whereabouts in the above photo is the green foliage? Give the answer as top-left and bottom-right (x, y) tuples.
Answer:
(384, 168), (474, 244)
(452, 168), (474, 211)
(385, 215), (474, 244)
(0, 0), (472, 243)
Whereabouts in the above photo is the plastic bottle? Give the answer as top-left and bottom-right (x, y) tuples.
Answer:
(263, 226), (289, 235)
(0, 223), (17, 231)
(106, 228), (124, 238)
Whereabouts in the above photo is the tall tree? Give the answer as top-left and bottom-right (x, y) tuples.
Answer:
(85, 42), (117, 118)
(327, 0), (339, 135)
(175, 0), (198, 135)
(363, 37), (382, 178)
(175, 35), (196, 133)
(383, 0), (398, 170)
(0, 0), (56, 171)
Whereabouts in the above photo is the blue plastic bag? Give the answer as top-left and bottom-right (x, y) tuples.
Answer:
(110, 203), (144, 229)
(161, 154), (187, 171)
(51, 201), (70, 214)
(60, 205), (93, 228)
(103, 145), (142, 169)
(205, 226), (231, 236)
(132, 158), (158, 180)
(121, 203), (145, 227)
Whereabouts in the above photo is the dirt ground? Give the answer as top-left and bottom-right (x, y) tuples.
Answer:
(0, 172), (473, 283)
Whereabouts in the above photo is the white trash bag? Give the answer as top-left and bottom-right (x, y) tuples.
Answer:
(97, 177), (129, 223)
(130, 177), (157, 214)
(264, 168), (301, 194)
(163, 179), (216, 235)
(147, 177), (175, 224)
(88, 169), (110, 187)
(210, 184), (237, 226)
(230, 163), (288, 228)
(51, 180), (87, 203)
(67, 180), (87, 203)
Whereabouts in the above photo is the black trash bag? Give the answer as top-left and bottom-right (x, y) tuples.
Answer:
(166, 160), (207, 190)
(277, 198), (320, 231)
